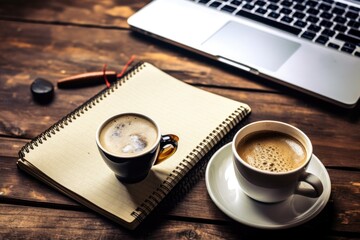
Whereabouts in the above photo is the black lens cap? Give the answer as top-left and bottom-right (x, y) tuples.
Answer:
(31, 78), (54, 104)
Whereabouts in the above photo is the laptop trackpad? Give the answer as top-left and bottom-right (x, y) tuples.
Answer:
(202, 21), (300, 71)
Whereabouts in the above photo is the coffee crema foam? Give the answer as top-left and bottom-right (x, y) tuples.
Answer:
(99, 114), (158, 157)
(237, 131), (307, 173)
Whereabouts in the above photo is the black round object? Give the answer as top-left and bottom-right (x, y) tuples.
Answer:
(31, 78), (54, 104)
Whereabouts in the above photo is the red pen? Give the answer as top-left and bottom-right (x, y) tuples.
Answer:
(57, 55), (136, 88)
(57, 71), (117, 88)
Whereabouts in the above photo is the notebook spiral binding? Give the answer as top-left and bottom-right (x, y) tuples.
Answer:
(131, 105), (250, 224)
(18, 61), (144, 160)
(17, 61), (250, 227)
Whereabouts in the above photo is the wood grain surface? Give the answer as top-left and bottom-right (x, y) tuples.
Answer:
(0, 1), (359, 239)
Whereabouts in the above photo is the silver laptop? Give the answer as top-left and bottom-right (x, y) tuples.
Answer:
(128, 0), (360, 108)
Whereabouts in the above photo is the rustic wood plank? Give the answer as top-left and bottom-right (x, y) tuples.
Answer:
(0, 155), (79, 207)
(0, 19), (273, 88)
(1, 145), (359, 233)
(0, 138), (29, 158)
(0, 0), (149, 28)
(0, 204), (357, 240)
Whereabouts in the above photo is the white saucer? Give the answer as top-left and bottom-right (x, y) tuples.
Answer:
(205, 143), (331, 230)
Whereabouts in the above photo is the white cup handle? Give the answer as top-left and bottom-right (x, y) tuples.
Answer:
(295, 172), (324, 198)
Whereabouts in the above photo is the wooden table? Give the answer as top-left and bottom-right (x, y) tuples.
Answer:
(1, 1), (359, 239)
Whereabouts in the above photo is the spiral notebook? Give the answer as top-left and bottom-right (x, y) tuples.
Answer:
(17, 62), (251, 230)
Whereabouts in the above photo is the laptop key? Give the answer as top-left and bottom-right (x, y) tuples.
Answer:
(348, 29), (360, 39)
(209, 1), (222, 8)
(343, 42), (356, 50)
(328, 42), (340, 49)
(301, 31), (316, 40)
(349, 6), (360, 12)
(255, 7), (268, 15)
(306, 15), (319, 24)
(221, 5), (237, 13)
(281, 16), (293, 24)
(254, 0), (266, 6)
(320, 20), (333, 28)
(280, 7), (292, 15)
(308, 24), (321, 33)
(199, 0), (211, 3)
(336, 33), (360, 46)
(307, 8), (319, 15)
(348, 20), (360, 29)
(335, 2), (347, 8)
(334, 24), (347, 33)
(243, 4), (255, 10)
(320, 12), (333, 20)
(281, 0), (293, 7)
(345, 11), (358, 20)
(334, 16), (347, 24)
(332, 7), (345, 15)
(267, 4), (279, 10)
(322, 29), (335, 37)
(268, 11), (280, 19)
(306, 0), (318, 7)
(293, 11), (306, 19)
(341, 46), (355, 54)
(319, 3), (331, 11)
(315, 35), (329, 45)
(236, 10), (302, 35)
(294, 20), (307, 28)
(294, 4), (306, 11)
(231, 0), (242, 6)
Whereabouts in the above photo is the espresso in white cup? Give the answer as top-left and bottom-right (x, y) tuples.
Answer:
(232, 120), (323, 203)
(237, 130), (307, 173)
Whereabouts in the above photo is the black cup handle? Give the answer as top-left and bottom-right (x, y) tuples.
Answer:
(156, 134), (179, 164)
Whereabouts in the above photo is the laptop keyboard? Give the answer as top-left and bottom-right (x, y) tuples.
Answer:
(190, 0), (360, 57)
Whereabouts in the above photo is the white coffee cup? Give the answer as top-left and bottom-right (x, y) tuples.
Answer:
(232, 120), (323, 203)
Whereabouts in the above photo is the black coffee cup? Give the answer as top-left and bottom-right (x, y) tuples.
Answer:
(96, 113), (179, 183)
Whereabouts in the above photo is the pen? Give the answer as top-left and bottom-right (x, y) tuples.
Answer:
(57, 71), (117, 88)
(57, 55), (136, 89)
